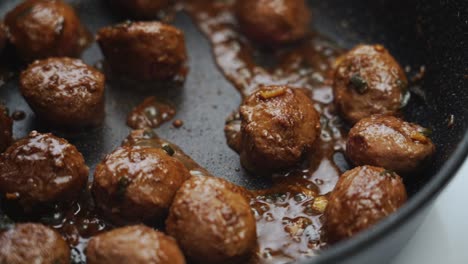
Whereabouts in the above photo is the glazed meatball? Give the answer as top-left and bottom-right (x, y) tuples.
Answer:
(325, 166), (407, 243)
(346, 115), (435, 175)
(110, 0), (172, 20)
(239, 85), (320, 173)
(0, 105), (13, 153)
(97, 21), (187, 80)
(333, 44), (407, 124)
(92, 146), (190, 224)
(4, 0), (89, 62)
(0, 131), (89, 211)
(86, 225), (185, 264)
(0, 223), (70, 264)
(166, 176), (256, 264)
(235, 0), (311, 46)
(20, 57), (106, 128)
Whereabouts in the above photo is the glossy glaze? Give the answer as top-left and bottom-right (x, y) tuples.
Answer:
(0, 2), (414, 263)
(184, 0), (348, 262)
(4, 0), (91, 62)
(346, 115), (435, 175)
(238, 86), (321, 173)
(97, 21), (187, 80)
(324, 166), (407, 243)
(0, 131), (89, 210)
(166, 176), (257, 264)
(86, 225), (186, 264)
(92, 145), (190, 224)
(20, 58), (105, 127)
(127, 96), (176, 129)
(333, 45), (407, 124)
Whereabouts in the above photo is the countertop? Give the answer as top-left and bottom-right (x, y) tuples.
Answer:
(391, 159), (468, 263)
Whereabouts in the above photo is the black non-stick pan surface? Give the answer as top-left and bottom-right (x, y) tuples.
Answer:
(1, 0), (467, 264)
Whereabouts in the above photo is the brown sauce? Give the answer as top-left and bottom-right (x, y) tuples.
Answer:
(123, 129), (213, 178)
(39, 192), (109, 263)
(126, 96), (176, 129)
(184, 0), (349, 262)
(0, 189), (111, 263)
(1, 2), (350, 263)
(172, 119), (184, 128)
(1, 129), (213, 263)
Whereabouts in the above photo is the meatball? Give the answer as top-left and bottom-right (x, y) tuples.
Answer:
(110, 0), (172, 20)
(333, 44), (407, 124)
(235, 0), (311, 46)
(324, 166), (407, 243)
(346, 115), (435, 175)
(92, 146), (190, 224)
(0, 223), (70, 264)
(239, 85), (320, 173)
(0, 105), (13, 153)
(20, 57), (106, 128)
(0, 131), (89, 211)
(4, 0), (90, 62)
(86, 225), (185, 264)
(166, 176), (256, 264)
(97, 21), (187, 80)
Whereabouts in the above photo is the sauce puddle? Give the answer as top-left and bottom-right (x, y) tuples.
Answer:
(1, 129), (213, 263)
(184, 0), (350, 262)
(0, 1), (352, 263)
(126, 96), (176, 129)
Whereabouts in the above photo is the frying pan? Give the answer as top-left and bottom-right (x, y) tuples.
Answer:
(0, 0), (467, 263)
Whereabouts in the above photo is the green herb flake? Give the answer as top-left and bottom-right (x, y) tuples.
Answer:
(117, 176), (131, 198)
(400, 91), (411, 109)
(294, 193), (307, 202)
(0, 214), (15, 231)
(419, 128), (433, 137)
(143, 129), (156, 139)
(396, 79), (408, 91)
(2, 107), (9, 116)
(349, 74), (368, 94)
(161, 144), (175, 156)
(380, 170), (397, 178)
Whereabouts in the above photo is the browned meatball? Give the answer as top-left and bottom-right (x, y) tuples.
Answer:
(333, 44), (407, 124)
(92, 146), (190, 224)
(166, 176), (256, 264)
(0, 223), (70, 264)
(239, 85), (320, 173)
(346, 115), (435, 175)
(4, 0), (90, 62)
(0, 105), (13, 153)
(235, 0), (311, 46)
(20, 57), (106, 128)
(97, 21), (187, 80)
(110, 0), (172, 20)
(86, 225), (185, 264)
(324, 166), (407, 243)
(0, 131), (89, 211)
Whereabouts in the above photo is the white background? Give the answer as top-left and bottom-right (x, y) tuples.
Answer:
(391, 159), (468, 263)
